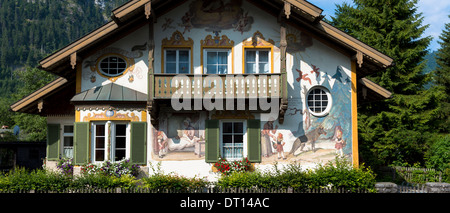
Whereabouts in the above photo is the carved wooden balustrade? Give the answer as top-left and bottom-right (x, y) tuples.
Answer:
(153, 73), (281, 99)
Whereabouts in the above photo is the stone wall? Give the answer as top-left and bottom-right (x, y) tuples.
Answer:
(375, 182), (450, 193)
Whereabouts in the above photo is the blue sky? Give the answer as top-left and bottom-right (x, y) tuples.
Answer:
(309, 0), (450, 51)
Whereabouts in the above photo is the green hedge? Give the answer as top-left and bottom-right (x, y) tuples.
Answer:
(217, 158), (377, 192)
(0, 158), (377, 192)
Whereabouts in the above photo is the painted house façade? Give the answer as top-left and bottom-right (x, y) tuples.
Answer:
(11, 0), (393, 179)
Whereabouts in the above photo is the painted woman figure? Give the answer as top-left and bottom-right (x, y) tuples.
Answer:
(261, 120), (277, 157)
(333, 125), (346, 156)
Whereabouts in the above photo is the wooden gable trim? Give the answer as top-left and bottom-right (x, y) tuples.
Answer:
(112, 0), (151, 22)
(359, 77), (392, 99)
(10, 77), (68, 112)
(39, 21), (118, 70)
(284, 0), (323, 21)
(39, 0), (152, 71)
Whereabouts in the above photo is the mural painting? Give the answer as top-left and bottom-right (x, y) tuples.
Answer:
(260, 63), (353, 164)
(154, 112), (207, 160)
(180, 0), (253, 33)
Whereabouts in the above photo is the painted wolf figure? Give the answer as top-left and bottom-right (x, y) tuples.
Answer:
(289, 125), (326, 155)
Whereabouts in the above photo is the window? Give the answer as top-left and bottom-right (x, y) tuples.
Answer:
(306, 86), (332, 117)
(245, 49), (270, 73)
(62, 125), (74, 159)
(92, 122), (129, 163)
(221, 121), (246, 160)
(204, 49), (231, 74)
(99, 56), (127, 76)
(165, 49), (190, 74)
(93, 123), (106, 162)
(113, 124), (127, 161)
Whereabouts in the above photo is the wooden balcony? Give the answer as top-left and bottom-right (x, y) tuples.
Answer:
(152, 73), (282, 99)
(147, 73), (288, 125)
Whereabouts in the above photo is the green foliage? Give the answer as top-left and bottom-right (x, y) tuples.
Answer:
(141, 162), (209, 191)
(434, 17), (450, 133)
(141, 174), (209, 191)
(0, 168), (72, 192)
(217, 158), (377, 193)
(425, 135), (450, 172)
(331, 0), (448, 171)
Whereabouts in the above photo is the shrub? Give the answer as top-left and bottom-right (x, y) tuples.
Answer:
(0, 168), (73, 192)
(217, 158), (377, 192)
(73, 173), (139, 189)
(217, 162), (308, 189)
(307, 158), (376, 192)
(141, 174), (209, 191)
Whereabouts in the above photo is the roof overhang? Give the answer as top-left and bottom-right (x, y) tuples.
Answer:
(10, 77), (76, 115)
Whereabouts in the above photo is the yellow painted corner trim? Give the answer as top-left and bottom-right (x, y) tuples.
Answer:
(76, 63), (82, 93)
(351, 60), (359, 168)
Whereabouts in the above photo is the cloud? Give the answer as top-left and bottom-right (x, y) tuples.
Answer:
(416, 0), (450, 50)
(311, 0), (450, 50)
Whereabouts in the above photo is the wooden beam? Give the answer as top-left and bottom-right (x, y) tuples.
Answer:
(145, 1), (151, 19)
(70, 52), (77, 69)
(284, 1), (291, 19)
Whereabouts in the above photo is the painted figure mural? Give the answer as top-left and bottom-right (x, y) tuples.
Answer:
(154, 113), (206, 160)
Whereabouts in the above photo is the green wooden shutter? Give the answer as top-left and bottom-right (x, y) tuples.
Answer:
(247, 119), (261, 163)
(47, 124), (60, 160)
(74, 122), (90, 165)
(205, 120), (220, 163)
(130, 122), (147, 164)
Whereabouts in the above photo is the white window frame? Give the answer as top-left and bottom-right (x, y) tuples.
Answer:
(61, 124), (74, 159)
(110, 122), (130, 162)
(164, 48), (191, 74)
(306, 86), (332, 117)
(219, 120), (247, 161)
(98, 55), (128, 77)
(91, 121), (130, 163)
(203, 48), (232, 74)
(244, 49), (271, 74)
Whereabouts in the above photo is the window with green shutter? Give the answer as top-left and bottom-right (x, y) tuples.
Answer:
(205, 119), (261, 163)
(205, 120), (220, 163)
(74, 122), (90, 165)
(247, 119), (261, 163)
(130, 122), (147, 164)
(47, 124), (60, 160)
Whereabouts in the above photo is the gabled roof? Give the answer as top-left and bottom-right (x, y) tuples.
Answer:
(39, 0), (393, 79)
(12, 0), (395, 115)
(71, 83), (147, 103)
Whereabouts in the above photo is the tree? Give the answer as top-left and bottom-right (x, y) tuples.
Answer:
(9, 67), (55, 141)
(331, 0), (440, 168)
(434, 16), (450, 133)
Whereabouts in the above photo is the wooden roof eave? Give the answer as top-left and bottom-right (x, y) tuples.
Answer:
(39, 0), (154, 74)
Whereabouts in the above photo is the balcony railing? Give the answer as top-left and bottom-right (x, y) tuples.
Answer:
(153, 73), (281, 99)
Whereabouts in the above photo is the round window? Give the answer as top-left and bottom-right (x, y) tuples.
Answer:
(306, 86), (332, 117)
(99, 56), (127, 76)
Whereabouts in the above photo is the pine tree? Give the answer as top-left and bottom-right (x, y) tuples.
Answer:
(330, 0), (441, 168)
(434, 17), (450, 133)
(332, 0), (431, 94)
